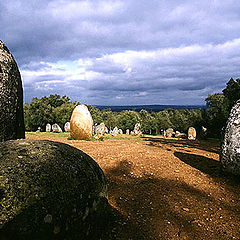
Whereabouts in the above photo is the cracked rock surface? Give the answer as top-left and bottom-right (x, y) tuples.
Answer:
(220, 100), (240, 175)
(0, 139), (108, 239)
(0, 40), (25, 142)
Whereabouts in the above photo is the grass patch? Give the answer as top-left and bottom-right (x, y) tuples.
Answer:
(26, 132), (70, 138)
(104, 134), (140, 141)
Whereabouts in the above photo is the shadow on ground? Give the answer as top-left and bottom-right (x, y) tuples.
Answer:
(103, 160), (240, 240)
(174, 152), (221, 177)
(142, 136), (220, 153)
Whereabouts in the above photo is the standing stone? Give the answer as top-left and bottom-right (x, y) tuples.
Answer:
(36, 127), (41, 133)
(95, 122), (106, 135)
(0, 40), (25, 141)
(64, 122), (70, 132)
(175, 131), (187, 138)
(112, 127), (118, 136)
(105, 126), (109, 134)
(199, 126), (207, 139)
(126, 129), (130, 135)
(220, 100), (240, 175)
(132, 123), (142, 136)
(46, 123), (51, 132)
(188, 127), (196, 140)
(165, 128), (174, 138)
(52, 123), (62, 133)
(118, 129), (123, 134)
(70, 105), (93, 140)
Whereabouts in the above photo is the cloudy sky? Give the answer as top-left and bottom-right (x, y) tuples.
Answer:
(1, 0), (240, 105)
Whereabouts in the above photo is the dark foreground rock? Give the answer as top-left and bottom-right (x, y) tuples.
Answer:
(0, 40), (25, 142)
(0, 139), (109, 239)
(220, 100), (240, 175)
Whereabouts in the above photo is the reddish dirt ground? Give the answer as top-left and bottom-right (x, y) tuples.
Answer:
(26, 133), (240, 240)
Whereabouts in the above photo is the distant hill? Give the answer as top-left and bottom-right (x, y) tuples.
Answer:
(94, 104), (207, 112)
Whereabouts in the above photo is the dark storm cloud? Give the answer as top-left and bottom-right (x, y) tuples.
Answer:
(1, 0), (240, 105)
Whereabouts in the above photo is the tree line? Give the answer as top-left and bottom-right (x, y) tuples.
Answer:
(23, 78), (240, 138)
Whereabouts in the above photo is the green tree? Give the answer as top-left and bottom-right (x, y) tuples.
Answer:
(116, 110), (140, 131)
(222, 77), (240, 111)
(139, 109), (156, 134)
(87, 105), (103, 125)
(205, 93), (229, 137)
(101, 109), (117, 131)
(24, 94), (77, 131)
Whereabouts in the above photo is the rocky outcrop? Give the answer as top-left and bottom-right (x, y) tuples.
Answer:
(0, 139), (108, 239)
(52, 123), (62, 133)
(188, 127), (196, 140)
(0, 40), (25, 141)
(46, 123), (51, 132)
(70, 105), (93, 140)
(64, 122), (70, 132)
(220, 100), (240, 175)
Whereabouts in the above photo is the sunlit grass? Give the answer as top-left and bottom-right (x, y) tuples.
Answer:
(26, 131), (70, 138)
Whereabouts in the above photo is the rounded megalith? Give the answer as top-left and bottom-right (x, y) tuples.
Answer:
(188, 127), (196, 140)
(165, 128), (174, 138)
(0, 139), (108, 239)
(220, 100), (240, 175)
(64, 122), (70, 132)
(0, 40), (25, 141)
(52, 123), (62, 133)
(70, 105), (93, 140)
(95, 122), (106, 136)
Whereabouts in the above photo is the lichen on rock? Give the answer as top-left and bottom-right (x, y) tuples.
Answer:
(0, 139), (108, 239)
(0, 40), (25, 142)
(220, 100), (240, 175)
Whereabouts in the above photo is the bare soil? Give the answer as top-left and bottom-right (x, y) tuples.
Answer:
(26, 133), (240, 240)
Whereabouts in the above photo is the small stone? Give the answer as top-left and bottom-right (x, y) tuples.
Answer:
(44, 214), (52, 223)
(53, 226), (60, 234)
(182, 207), (190, 212)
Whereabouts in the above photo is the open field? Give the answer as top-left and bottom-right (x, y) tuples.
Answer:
(26, 132), (240, 240)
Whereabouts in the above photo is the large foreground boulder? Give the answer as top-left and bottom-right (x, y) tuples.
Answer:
(220, 100), (240, 175)
(0, 40), (25, 141)
(70, 105), (93, 140)
(0, 139), (108, 239)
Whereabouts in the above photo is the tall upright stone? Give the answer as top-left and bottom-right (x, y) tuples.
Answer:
(188, 127), (196, 140)
(220, 100), (240, 175)
(0, 40), (25, 141)
(112, 127), (118, 136)
(64, 122), (70, 132)
(70, 104), (93, 140)
(46, 123), (51, 132)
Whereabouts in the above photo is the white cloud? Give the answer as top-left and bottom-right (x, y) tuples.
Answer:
(2, 0), (240, 104)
